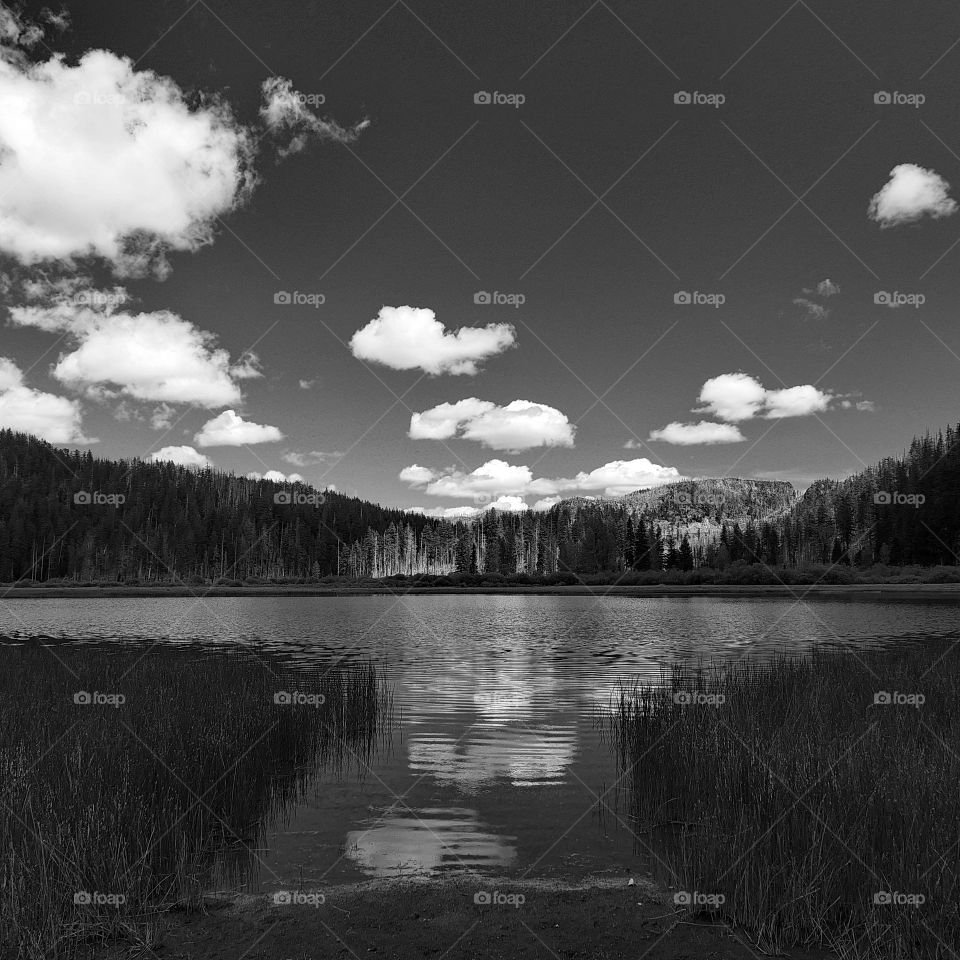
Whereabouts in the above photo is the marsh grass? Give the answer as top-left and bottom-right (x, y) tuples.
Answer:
(0, 643), (391, 959)
(607, 640), (960, 958)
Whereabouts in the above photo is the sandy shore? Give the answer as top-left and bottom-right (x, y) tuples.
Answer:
(85, 874), (837, 960)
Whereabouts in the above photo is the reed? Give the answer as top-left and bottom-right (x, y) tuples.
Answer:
(607, 640), (960, 958)
(0, 643), (391, 959)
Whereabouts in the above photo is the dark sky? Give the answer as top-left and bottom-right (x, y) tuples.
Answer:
(3, 0), (960, 511)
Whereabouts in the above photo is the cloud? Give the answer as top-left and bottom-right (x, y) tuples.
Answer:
(793, 297), (829, 320)
(260, 77), (368, 158)
(0, 12), (367, 279)
(696, 373), (768, 422)
(409, 398), (575, 451)
(816, 279), (840, 297)
(193, 409), (284, 447)
(298, 379), (317, 390)
(855, 400), (877, 412)
(0, 355), (91, 442)
(400, 457), (682, 501)
(868, 164), (957, 228)
(407, 504), (482, 520)
(695, 373), (834, 422)
(246, 469), (305, 483)
(10, 293), (257, 408)
(0, 47), (254, 277)
(647, 421), (746, 445)
(149, 445), (211, 468)
(350, 306), (516, 376)
(282, 450), (344, 467)
(762, 385), (831, 418)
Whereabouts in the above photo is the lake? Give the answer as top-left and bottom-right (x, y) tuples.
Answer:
(2, 594), (958, 895)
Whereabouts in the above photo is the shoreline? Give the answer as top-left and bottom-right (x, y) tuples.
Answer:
(3, 582), (960, 601)
(86, 875), (835, 960)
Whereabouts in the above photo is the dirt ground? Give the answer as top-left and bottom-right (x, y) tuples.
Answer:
(88, 875), (837, 960)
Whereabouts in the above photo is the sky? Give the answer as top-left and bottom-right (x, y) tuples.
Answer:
(1, 0), (959, 517)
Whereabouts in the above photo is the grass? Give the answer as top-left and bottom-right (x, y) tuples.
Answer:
(607, 640), (960, 959)
(0, 643), (392, 960)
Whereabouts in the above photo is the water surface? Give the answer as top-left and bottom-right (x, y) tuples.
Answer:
(3, 595), (956, 891)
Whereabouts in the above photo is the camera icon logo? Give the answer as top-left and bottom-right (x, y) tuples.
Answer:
(474, 91), (491, 104)
(673, 291), (691, 305)
(873, 291), (891, 306)
(274, 291), (292, 305)
(874, 91), (891, 105)
(73, 691), (92, 705)
(474, 291), (492, 305)
(274, 491), (293, 505)
(273, 691), (293, 705)
(873, 491), (892, 505)
(474, 891), (492, 904)
(273, 891), (293, 905)
(74, 891), (92, 905)
(673, 91), (691, 104)
(73, 91), (92, 105)
(73, 491), (92, 504)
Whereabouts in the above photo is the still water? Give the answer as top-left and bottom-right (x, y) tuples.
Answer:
(2, 594), (957, 892)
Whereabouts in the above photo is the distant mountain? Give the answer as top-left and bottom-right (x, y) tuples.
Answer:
(557, 478), (797, 566)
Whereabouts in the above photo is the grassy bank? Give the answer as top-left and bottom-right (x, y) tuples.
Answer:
(6, 562), (960, 591)
(0, 645), (391, 959)
(608, 641), (960, 958)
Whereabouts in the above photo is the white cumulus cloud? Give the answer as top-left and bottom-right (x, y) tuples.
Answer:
(0, 355), (90, 442)
(246, 469), (305, 483)
(149, 445), (211, 468)
(10, 294), (258, 408)
(350, 306), (516, 376)
(409, 398), (575, 451)
(194, 409), (284, 447)
(400, 457), (682, 502)
(695, 373), (835, 422)
(0, 48), (254, 276)
(868, 164), (957, 228)
(648, 421), (746, 445)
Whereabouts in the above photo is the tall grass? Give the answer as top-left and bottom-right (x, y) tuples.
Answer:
(607, 640), (960, 958)
(0, 644), (392, 959)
